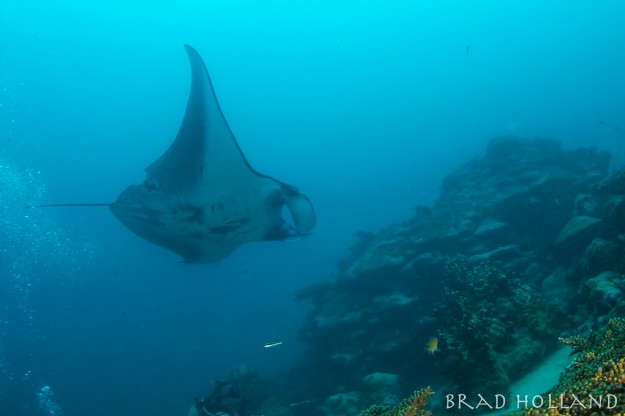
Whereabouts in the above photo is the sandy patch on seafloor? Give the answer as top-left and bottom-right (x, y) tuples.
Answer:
(488, 346), (574, 415)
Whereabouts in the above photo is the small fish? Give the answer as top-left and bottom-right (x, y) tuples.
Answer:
(264, 340), (284, 348)
(425, 336), (438, 354)
(466, 45), (470, 56)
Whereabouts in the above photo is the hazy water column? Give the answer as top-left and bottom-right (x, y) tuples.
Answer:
(0, 160), (87, 414)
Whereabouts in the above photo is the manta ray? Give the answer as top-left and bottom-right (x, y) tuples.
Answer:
(45, 45), (316, 263)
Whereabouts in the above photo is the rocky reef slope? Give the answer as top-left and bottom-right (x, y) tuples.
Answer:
(287, 137), (625, 416)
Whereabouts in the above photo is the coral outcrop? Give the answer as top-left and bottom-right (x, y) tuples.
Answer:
(435, 261), (549, 398)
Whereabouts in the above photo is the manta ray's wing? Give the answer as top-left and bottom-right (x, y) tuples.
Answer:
(145, 45), (253, 193)
(110, 45), (315, 263)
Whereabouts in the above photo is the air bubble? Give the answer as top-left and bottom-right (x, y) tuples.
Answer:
(36, 385), (63, 416)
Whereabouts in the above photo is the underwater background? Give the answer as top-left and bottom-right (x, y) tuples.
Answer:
(1, 1), (625, 415)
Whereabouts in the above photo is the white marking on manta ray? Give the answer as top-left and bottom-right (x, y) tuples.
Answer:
(44, 45), (316, 263)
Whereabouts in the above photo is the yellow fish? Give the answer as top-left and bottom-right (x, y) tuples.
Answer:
(425, 336), (438, 354)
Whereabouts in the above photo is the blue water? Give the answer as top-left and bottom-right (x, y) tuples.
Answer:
(1, 1), (624, 415)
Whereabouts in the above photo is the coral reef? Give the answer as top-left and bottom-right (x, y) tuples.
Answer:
(286, 137), (625, 416)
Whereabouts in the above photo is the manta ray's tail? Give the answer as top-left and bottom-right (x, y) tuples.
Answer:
(30, 203), (112, 208)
